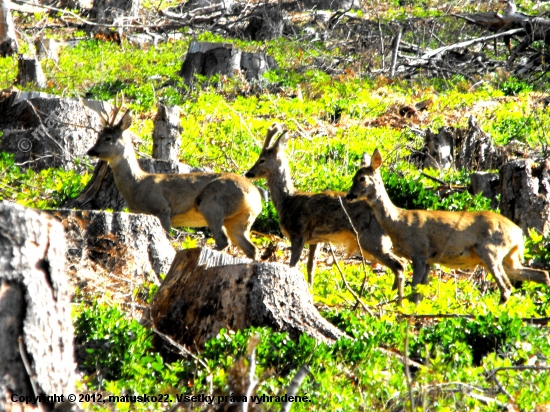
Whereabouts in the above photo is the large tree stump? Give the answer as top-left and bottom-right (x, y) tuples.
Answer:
(0, 202), (76, 411)
(63, 158), (207, 211)
(416, 116), (505, 171)
(152, 105), (181, 162)
(180, 40), (277, 85)
(150, 248), (345, 347)
(500, 158), (550, 236)
(48, 210), (175, 288)
(0, 92), (107, 172)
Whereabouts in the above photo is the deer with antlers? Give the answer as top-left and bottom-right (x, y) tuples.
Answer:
(245, 124), (406, 302)
(86, 99), (263, 260)
(347, 148), (550, 304)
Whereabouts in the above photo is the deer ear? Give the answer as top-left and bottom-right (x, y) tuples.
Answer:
(119, 111), (132, 131)
(275, 130), (290, 150)
(371, 149), (383, 170)
(361, 153), (370, 167)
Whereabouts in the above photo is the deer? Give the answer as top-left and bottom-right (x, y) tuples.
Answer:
(245, 124), (406, 303)
(346, 148), (550, 304)
(86, 107), (263, 260)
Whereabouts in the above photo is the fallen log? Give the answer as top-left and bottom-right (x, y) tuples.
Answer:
(149, 248), (345, 347)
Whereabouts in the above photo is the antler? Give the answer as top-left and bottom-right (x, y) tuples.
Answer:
(110, 92), (125, 126)
(263, 123), (284, 151)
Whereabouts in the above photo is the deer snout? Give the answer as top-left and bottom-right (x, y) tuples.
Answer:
(245, 171), (255, 178)
(87, 147), (100, 157)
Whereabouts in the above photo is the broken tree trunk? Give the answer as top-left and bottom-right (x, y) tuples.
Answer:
(417, 116), (504, 171)
(180, 40), (277, 85)
(48, 209), (175, 288)
(152, 105), (181, 162)
(149, 248), (345, 347)
(0, 0), (18, 56)
(499, 158), (550, 236)
(0, 201), (76, 411)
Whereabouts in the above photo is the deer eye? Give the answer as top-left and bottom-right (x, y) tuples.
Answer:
(259, 159), (265, 164)
(105, 137), (112, 142)
(359, 177), (366, 182)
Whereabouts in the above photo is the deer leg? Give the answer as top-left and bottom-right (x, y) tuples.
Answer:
(410, 257), (429, 304)
(503, 248), (550, 285)
(199, 206), (230, 252)
(306, 243), (319, 286)
(477, 248), (513, 304)
(289, 236), (306, 268)
(224, 215), (258, 261)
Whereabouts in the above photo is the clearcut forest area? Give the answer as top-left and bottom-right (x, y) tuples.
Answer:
(2, 0), (550, 410)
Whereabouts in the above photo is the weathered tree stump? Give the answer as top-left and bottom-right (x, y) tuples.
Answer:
(0, 201), (76, 411)
(0, 92), (107, 172)
(16, 57), (46, 88)
(48, 209), (175, 285)
(500, 158), (550, 236)
(180, 40), (277, 85)
(63, 158), (207, 211)
(150, 248), (345, 347)
(470, 171), (500, 209)
(417, 116), (504, 171)
(0, 0), (18, 57)
(152, 105), (181, 162)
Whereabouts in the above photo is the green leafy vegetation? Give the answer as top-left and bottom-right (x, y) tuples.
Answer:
(3, 4), (550, 409)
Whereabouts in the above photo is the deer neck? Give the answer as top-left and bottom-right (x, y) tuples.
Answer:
(109, 148), (148, 194)
(266, 158), (296, 211)
(369, 179), (402, 231)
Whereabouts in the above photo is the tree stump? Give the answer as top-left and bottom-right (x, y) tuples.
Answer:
(417, 116), (504, 171)
(152, 105), (181, 162)
(0, 92), (107, 172)
(16, 57), (46, 88)
(63, 158), (207, 211)
(0, 0), (18, 57)
(180, 40), (277, 85)
(499, 159), (550, 236)
(0, 201), (76, 411)
(149, 248), (345, 347)
(48, 209), (175, 287)
(470, 171), (500, 210)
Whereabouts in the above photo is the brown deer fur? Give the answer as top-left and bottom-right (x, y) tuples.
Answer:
(346, 148), (550, 304)
(245, 124), (405, 302)
(87, 111), (263, 260)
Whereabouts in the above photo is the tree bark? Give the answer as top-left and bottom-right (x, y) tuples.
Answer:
(149, 248), (345, 348)
(499, 159), (550, 236)
(152, 105), (181, 162)
(0, 0), (18, 57)
(0, 201), (76, 411)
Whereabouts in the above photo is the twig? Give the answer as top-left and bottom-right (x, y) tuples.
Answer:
(281, 365), (310, 412)
(242, 334), (260, 412)
(403, 317), (415, 412)
(328, 244), (375, 316)
(336, 196), (370, 299)
(18, 336), (46, 412)
(390, 26), (403, 78)
(151, 325), (210, 370)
